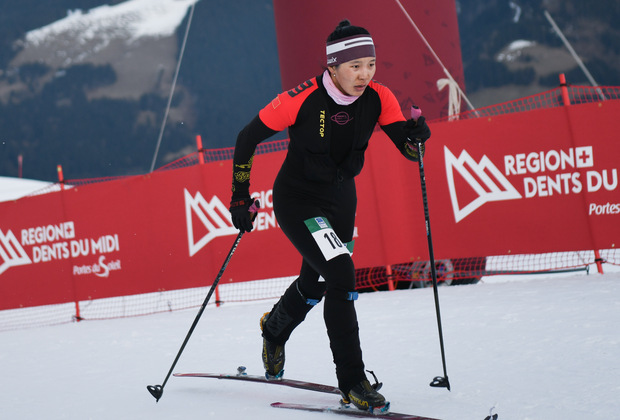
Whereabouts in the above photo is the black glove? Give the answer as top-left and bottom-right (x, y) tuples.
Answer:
(404, 115), (431, 143)
(403, 141), (425, 161)
(402, 116), (430, 161)
(229, 197), (256, 233)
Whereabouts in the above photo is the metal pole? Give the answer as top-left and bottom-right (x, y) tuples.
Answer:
(147, 201), (260, 402)
(416, 142), (451, 391)
(544, 10), (606, 101)
(150, 4), (196, 172)
(409, 106), (450, 390)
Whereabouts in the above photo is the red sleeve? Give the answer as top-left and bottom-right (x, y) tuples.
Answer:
(259, 78), (319, 131)
(370, 81), (406, 126)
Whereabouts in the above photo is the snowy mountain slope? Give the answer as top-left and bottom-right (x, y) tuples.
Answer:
(10, 0), (200, 103)
(2, 0), (618, 180)
(23, 0), (198, 54)
(1, 0), (283, 180)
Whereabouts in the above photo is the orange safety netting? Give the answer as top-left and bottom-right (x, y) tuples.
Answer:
(435, 85), (620, 122)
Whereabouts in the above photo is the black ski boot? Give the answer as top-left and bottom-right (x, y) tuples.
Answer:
(260, 280), (321, 379)
(342, 378), (387, 412)
(260, 312), (285, 379)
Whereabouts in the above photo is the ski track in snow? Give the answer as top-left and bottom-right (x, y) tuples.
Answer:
(2, 271), (620, 419)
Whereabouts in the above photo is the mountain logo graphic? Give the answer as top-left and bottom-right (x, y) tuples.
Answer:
(184, 190), (237, 257)
(444, 146), (522, 222)
(0, 229), (32, 275)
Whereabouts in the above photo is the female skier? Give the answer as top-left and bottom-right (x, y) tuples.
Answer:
(229, 20), (431, 411)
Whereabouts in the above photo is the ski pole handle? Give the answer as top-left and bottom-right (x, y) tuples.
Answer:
(249, 200), (261, 218)
(408, 105), (425, 154)
(411, 105), (422, 121)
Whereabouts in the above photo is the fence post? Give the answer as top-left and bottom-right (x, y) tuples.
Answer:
(215, 285), (221, 307)
(593, 252), (604, 274)
(57, 165), (83, 320)
(559, 73), (571, 106)
(196, 135), (205, 164)
(57, 165), (65, 191)
(196, 133), (223, 299)
(560, 74), (605, 274)
(386, 265), (395, 291)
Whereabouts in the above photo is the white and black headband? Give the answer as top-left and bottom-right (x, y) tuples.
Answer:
(326, 34), (375, 66)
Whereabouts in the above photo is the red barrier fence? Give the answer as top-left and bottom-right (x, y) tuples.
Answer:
(1, 83), (619, 330)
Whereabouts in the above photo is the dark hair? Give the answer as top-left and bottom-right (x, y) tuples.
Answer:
(326, 19), (370, 43)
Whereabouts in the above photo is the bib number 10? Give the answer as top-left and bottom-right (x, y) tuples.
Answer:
(304, 217), (351, 261)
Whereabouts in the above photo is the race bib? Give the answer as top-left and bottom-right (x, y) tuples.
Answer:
(304, 217), (352, 261)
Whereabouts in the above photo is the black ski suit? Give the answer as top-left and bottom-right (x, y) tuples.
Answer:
(231, 73), (420, 393)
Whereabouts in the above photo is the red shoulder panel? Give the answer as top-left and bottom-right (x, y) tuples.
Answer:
(259, 78), (319, 131)
(369, 80), (406, 126)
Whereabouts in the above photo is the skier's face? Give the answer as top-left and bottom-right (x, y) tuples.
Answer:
(329, 57), (376, 97)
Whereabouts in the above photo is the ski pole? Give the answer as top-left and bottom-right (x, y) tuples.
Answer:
(147, 200), (260, 402)
(410, 106), (451, 391)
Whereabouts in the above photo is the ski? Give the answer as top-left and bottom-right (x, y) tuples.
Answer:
(271, 402), (441, 419)
(173, 366), (341, 395)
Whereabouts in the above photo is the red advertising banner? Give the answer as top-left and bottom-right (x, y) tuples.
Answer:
(426, 101), (619, 257)
(355, 100), (619, 263)
(1, 99), (618, 311)
(0, 157), (296, 310)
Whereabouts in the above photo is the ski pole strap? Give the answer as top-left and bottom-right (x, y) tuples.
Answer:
(229, 198), (253, 209)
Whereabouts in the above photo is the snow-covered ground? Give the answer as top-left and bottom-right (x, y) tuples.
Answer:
(0, 176), (52, 202)
(1, 270), (619, 420)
